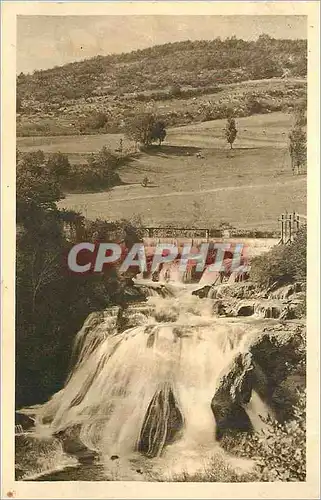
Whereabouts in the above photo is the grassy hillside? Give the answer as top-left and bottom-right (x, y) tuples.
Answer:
(17, 37), (307, 137)
(17, 112), (306, 230)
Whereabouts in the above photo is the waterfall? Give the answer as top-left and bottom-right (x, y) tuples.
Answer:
(34, 281), (274, 479)
(158, 261), (192, 284)
(245, 391), (273, 432)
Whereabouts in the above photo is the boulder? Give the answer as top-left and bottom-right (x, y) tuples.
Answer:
(121, 304), (153, 329)
(211, 299), (228, 316)
(55, 426), (98, 464)
(138, 386), (183, 457)
(212, 321), (306, 438)
(268, 282), (302, 300)
(193, 282), (257, 301)
(234, 300), (255, 317)
(287, 293), (306, 319)
(253, 299), (286, 319)
(211, 282), (257, 300)
(15, 411), (35, 432)
(192, 285), (212, 298)
(212, 352), (254, 439)
(233, 297), (306, 320)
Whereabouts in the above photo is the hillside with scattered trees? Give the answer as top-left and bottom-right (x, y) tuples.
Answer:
(16, 36), (307, 137)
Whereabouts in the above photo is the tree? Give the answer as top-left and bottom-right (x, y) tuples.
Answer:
(16, 150), (64, 222)
(225, 117), (237, 149)
(15, 148), (143, 408)
(125, 113), (166, 147)
(87, 146), (121, 186)
(150, 120), (167, 145)
(289, 111), (307, 175)
(47, 152), (71, 179)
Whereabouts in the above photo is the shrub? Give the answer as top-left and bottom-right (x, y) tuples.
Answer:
(63, 164), (120, 193)
(79, 112), (109, 132)
(169, 84), (182, 98)
(250, 226), (306, 289)
(46, 152), (71, 179)
(221, 390), (306, 482)
(246, 96), (266, 114)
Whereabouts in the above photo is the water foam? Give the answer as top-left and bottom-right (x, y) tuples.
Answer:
(36, 284), (267, 479)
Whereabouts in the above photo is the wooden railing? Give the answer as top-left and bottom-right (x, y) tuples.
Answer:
(278, 211), (307, 244)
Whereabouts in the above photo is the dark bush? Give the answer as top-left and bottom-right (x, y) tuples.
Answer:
(221, 390), (306, 482)
(250, 226), (306, 289)
(79, 112), (109, 132)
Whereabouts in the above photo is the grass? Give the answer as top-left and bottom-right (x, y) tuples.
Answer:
(17, 112), (306, 231)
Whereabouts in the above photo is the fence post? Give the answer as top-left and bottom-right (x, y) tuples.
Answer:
(280, 213), (284, 243)
(288, 213), (293, 243)
(285, 211), (289, 243)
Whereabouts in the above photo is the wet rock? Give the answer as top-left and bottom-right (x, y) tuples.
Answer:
(235, 301), (255, 317)
(123, 285), (148, 302)
(212, 352), (254, 439)
(15, 432), (78, 479)
(253, 299), (285, 319)
(69, 310), (117, 369)
(268, 282), (302, 300)
(193, 282), (257, 301)
(250, 323), (306, 401)
(212, 299), (227, 316)
(138, 386), (183, 457)
(226, 299), (285, 319)
(55, 426), (97, 464)
(134, 283), (174, 299)
(287, 293), (306, 319)
(82, 311), (105, 331)
(119, 304), (152, 330)
(212, 322), (306, 437)
(15, 411), (35, 432)
(228, 270), (250, 283)
(192, 285), (212, 298)
(211, 282), (258, 300)
(231, 297), (305, 320)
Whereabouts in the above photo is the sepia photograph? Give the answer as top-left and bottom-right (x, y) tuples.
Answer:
(1, 2), (320, 499)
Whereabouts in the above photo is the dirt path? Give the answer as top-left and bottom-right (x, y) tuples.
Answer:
(90, 177), (305, 205)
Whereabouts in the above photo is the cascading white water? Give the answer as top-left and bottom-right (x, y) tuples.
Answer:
(36, 283), (271, 479)
(158, 261), (192, 283)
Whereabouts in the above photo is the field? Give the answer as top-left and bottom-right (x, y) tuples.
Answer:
(17, 112), (307, 231)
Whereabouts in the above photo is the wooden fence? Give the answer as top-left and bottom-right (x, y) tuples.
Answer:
(278, 211), (307, 244)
